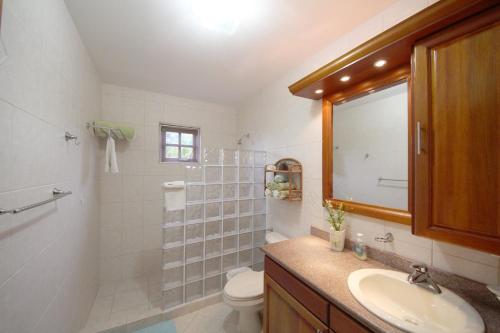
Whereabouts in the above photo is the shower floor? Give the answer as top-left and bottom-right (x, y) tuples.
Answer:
(80, 276), (238, 333)
(81, 275), (163, 332)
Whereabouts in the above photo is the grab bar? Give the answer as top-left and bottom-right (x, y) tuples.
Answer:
(0, 188), (72, 215)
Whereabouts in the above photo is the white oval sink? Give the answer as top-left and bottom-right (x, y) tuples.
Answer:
(348, 269), (484, 333)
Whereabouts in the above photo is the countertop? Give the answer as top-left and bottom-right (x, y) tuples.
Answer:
(261, 235), (500, 333)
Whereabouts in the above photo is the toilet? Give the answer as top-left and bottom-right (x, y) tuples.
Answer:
(223, 232), (289, 333)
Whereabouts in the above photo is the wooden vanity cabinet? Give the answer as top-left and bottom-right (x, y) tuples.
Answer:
(264, 257), (373, 333)
(413, 6), (500, 254)
(330, 306), (371, 333)
(264, 274), (328, 333)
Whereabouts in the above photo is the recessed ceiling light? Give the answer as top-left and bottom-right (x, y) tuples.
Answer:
(315, 89), (324, 94)
(340, 76), (350, 82)
(374, 59), (387, 67)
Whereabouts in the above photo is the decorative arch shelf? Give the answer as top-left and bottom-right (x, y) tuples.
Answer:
(264, 158), (302, 201)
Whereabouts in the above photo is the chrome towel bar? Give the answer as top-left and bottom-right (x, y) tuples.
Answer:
(378, 177), (408, 182)
(0, 188), (72, 215)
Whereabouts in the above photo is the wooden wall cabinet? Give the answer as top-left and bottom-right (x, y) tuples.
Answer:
(264, 257), (373, 333)
(412, 7), (500, 254)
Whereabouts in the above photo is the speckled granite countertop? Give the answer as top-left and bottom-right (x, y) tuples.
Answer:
(261, 235), (500, 333)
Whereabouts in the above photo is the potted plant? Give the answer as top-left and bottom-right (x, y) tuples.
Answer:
(325, 200), (346, 251)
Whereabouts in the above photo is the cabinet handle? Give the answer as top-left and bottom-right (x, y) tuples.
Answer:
(417, 121), (422, 155)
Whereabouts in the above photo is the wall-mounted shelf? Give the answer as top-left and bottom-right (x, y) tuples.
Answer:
(265, 158), (302, 201)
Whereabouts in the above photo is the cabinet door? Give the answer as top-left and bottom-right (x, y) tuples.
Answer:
(264, 274), (328, 333)
(413, 7), (500, 254)
(330, 305), (372, 333)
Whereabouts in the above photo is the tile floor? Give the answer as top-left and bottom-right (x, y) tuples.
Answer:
(81, 276), (163, 332)
(81, 277), (239, 333)
(168, 302), (239, 333)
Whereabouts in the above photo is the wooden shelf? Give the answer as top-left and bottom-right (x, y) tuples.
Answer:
(265, 170), (302, 174)
(264, 158), (302, 202)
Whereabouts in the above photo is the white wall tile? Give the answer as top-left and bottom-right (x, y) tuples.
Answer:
(432, 248), (499, 285)
(120, 252), (144, 280)
(100, 256), (123, 284)
(100, 175), (123, 203)
(122, 225), (144, 254)
(121, 150), (145, 175)
(122, 175), (144, 202)
(98, 85), (237, 283)
(122, 201), (144, 228)
(100, 227), (123, 259)
(142, 200), (162, 226)
(122, 97), (145, 126)
(143, 223), (162, 251)
(100, 203), (123, 230)
(0, 101), (13, 192)
(433, 241), (500, 268)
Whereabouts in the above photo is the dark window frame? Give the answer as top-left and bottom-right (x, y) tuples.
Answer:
(160, 124), (200, 163)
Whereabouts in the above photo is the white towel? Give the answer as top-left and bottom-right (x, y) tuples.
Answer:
(163, 181), (186, 211)
(105, 136), (119, 174)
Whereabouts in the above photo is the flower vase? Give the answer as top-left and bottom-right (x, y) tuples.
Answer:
(330, 227), (346, 252)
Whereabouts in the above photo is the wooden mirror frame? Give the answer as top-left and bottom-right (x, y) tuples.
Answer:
(322, 66), (413, 225)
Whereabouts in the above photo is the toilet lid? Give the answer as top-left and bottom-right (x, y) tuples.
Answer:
(224, 270), (264, 300)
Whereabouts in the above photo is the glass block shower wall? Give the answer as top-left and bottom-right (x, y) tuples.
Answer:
(162, 149), (268, 309)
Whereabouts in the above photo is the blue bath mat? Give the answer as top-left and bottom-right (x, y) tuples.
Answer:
(132, 320), (177, 333)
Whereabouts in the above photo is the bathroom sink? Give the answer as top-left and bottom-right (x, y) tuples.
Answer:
(347, 269), (484, 333)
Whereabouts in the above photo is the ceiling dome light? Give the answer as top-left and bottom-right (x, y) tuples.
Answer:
(195, 0), (240, 34)
(188, 0), (261, 35)
(374, 59), (387, 67)
(315, 89), (324, 94)
(340, 76), (350, 82)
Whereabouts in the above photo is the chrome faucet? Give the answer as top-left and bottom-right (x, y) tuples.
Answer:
(407, 263), (442, 294)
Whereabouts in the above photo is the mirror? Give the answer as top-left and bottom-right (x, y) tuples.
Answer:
(322, 66), (412, 225)
(333, 82), (408, 210)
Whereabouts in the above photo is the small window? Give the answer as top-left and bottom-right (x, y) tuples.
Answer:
(160, 124), (200, 163)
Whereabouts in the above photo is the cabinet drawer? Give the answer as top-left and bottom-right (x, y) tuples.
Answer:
(265, 256), (329, 323)
(330, 305), (371, 333)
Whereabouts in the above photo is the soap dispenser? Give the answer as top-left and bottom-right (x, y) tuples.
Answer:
(353, 233), (367, 260)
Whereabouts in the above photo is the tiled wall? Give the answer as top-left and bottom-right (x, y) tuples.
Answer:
(0, 0), (102, 333)
(99, 84), (237, 285)
(236, 0), (500, 286)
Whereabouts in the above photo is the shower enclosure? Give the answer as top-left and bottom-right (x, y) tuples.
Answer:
(162, 149), (268, 309)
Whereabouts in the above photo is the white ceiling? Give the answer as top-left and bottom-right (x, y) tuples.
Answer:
(65, 0), (396, 105)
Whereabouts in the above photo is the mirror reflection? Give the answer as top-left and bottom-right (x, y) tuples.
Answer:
(332, 82), (408, 210)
